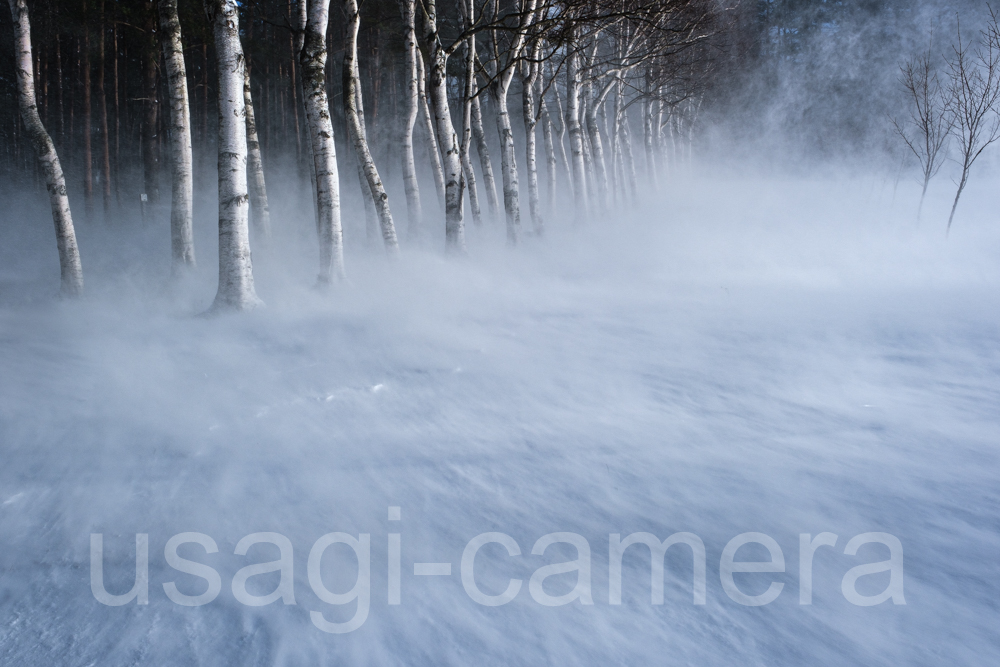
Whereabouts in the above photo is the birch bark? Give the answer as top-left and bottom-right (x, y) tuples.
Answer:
(7, 0), (83, 296)
(300, 0), (345, 283)
(207, 0), (260, 310)
(416, 50), (446, 210)
(243, 64), (271, 239)
(539, 94), (557, 219)
(484, 0), (537, 243)
(458, 0), (482, 226)
(158, 0), (195, 268)
(565, 33), (588, 213)
(470, 94), (499, 220)
(418, 0), (465, 251)
(397, 0), (422, 237)
(520, 55), (541, 234)
(343, 0), (399, 254)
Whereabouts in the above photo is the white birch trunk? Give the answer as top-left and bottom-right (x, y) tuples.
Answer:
(8, 0), (83, 296)
(458, 0), (482, 226)
(343, 0), (399, 254)
(207, 0), (259, 311)
(471, 94), (500, 221)
(419, 0), (465, 252)
(520, 57), (541, 234)
(642, 85), (657, 188)
(397, 0), (422, 237)
(620, 103), (638, 201)
(357, 158), (379, 244)
(580, 78), (596, 206)
(585, 82), (612, 211)
(158, 0), (195, 270)
(300, 0), (345, 284)
(493, 86), (521, 243)
(548, 62), (572, 193)
(243, 64), (271, 240)
(539, 94), (557, 219)
(565, 35), (588, 213)
(487, 0), (536, 244)
(416, 50), (446, 210)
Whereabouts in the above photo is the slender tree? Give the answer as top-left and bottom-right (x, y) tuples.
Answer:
(397, 0), (423, 237)
(244, 64), (272, 239)
(97, 0), (111, 218)
(158, 0), (196, 268)
(946, 14), (1000, 231)
(418, 0), (466, 251)
(343, 0), (399, 253)
(301, 0), (345, 283)
(7, 0), (84, 296)
(142, 0), (160, 204)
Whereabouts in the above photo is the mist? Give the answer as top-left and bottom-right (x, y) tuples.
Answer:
(2, 0), (1000, 665)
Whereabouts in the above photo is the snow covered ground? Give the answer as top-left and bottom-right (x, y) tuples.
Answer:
(0, 173), (998, 665)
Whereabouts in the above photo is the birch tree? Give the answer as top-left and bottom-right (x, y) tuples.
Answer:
(565, 26), (589, 212)
(416, 50), (446, 209)
(343, 0), (399, 254)
(458, 0), (483, 226)
(945, 14), (1000, 231)
(158, 0), (196, 269)
(483, 0), (538, 244)
(397, 0), (423, 237)
(301, 0), (345, 283)
(521, 44), (542, 233)
(244, 65), (272, 239)
(418, 0), (466, 252)
(471, 91), (501, 220)
(7, 0), (83, 296)
(206, 0), (260, 311)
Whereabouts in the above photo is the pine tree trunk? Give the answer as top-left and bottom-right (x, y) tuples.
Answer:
(82, 18), (93, 220)
(243, 64), (271, 239)
(397, 0), (422, 237)
(290, 0), (304, 167)
(206, 0), (259, 310)
(8, 0), (83, 295)
(418, 0), (465, 252)
(300, 0), (345, 284)
(343, 0), (399, 254)
(158, 0), (195, 269)
(97, 1), (111, 218)
(55, 34), (64, 145)
(112, 24), (120, 205)
(142, 2), (160, 204)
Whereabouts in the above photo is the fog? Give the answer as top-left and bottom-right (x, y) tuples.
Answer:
(3, 0), (1000, 663)
(1, 161), (998, 664)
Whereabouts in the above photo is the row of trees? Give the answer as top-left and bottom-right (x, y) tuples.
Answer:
(2, 0), (740, 306)
(894, 7), (1000, 230)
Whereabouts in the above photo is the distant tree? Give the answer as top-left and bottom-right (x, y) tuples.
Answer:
(945, 12), (1000, 232)
(891, 52), (954, 221)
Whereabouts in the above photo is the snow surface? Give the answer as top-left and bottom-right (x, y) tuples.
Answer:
(1, 173), (998, 665)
